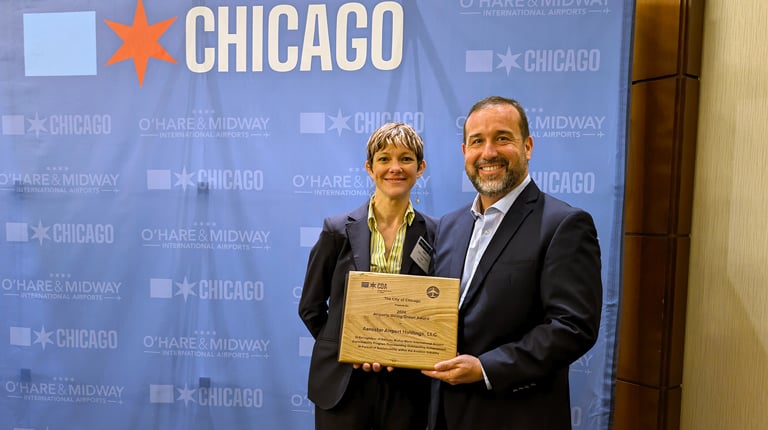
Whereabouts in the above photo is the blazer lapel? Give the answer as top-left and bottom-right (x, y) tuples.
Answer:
(346, 204), (371, 271)
(460, 183), (540, 311)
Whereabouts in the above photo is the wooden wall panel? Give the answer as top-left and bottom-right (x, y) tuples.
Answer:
(615, 0), (704, 429)
(683, 0), (704, 76)
(614, 380), (660, 430)
(618, 235), (666, 386)
(632, 0), (681, 81)
(625, 78), (677, 234)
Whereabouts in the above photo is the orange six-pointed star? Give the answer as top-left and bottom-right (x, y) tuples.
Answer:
(105, 0), (176, 87)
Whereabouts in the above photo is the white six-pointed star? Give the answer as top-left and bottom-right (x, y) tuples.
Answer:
(30, 221), (51, 245)
(27, 113), (48, 138)
(175, 276), (197, 301)
(497, 46), (522, 76)
(328, 109), (351, 136)
(174, 167), (196, 191)
(176, 384), (197, 406)
(33, 326), (55, 350)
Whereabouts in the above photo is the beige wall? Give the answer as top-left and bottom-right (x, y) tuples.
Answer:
(681, 1), (768, 429)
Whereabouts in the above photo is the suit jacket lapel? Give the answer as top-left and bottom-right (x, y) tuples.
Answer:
(346, 203), (371, 271)
(448, 210), (476, 280)
(460, 183), (540, 311)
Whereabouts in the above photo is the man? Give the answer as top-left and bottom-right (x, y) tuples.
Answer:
(422, 96), (602, 429)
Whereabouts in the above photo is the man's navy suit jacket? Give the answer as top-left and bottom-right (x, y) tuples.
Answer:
(429, 181), (602, 430)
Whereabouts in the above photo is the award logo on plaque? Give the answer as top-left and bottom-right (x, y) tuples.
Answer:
(338, 271), (459, 369)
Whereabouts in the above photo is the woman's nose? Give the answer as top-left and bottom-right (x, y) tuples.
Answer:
(389, 160), (403, 171)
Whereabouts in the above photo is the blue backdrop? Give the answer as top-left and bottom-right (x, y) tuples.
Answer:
(1, 1), (634, 429)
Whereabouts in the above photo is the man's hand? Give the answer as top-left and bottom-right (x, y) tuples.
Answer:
(421, 354), (483, 385)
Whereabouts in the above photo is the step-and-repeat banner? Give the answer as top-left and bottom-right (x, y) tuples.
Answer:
(1, 1), (634, 429)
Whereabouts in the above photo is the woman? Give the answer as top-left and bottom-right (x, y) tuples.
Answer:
(299, 122), (436, 430)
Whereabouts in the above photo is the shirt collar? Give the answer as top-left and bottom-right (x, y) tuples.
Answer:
(470, 174), (531, 219)
(367, 196), (415, 230)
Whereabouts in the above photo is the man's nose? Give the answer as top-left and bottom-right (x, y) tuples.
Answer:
(480, 141), (498, 158)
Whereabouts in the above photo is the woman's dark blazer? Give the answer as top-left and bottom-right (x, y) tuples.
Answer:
(299, 202), (437, 410)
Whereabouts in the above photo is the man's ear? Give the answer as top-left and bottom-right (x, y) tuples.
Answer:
(525, 136), (534, 161)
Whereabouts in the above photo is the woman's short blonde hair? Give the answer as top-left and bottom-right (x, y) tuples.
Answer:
(365, 122), (424, 166)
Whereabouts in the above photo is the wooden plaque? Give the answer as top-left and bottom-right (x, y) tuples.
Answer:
(338, 271), (459, 369)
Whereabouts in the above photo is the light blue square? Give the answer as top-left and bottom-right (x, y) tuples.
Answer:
(2, 115), (26, 135)
(299, 113), (326, 134)
(23, 11), (97, 76)
(465, 50), (494, 73)
(149, 384), (175, 404)
(9, 326), (31, 346)
(146, 170), (172, 190)
(6, 222), (29, 242)
(149, 278), (173, 298)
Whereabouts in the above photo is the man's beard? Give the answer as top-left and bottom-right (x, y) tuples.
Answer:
(466, 157), (525, 198)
